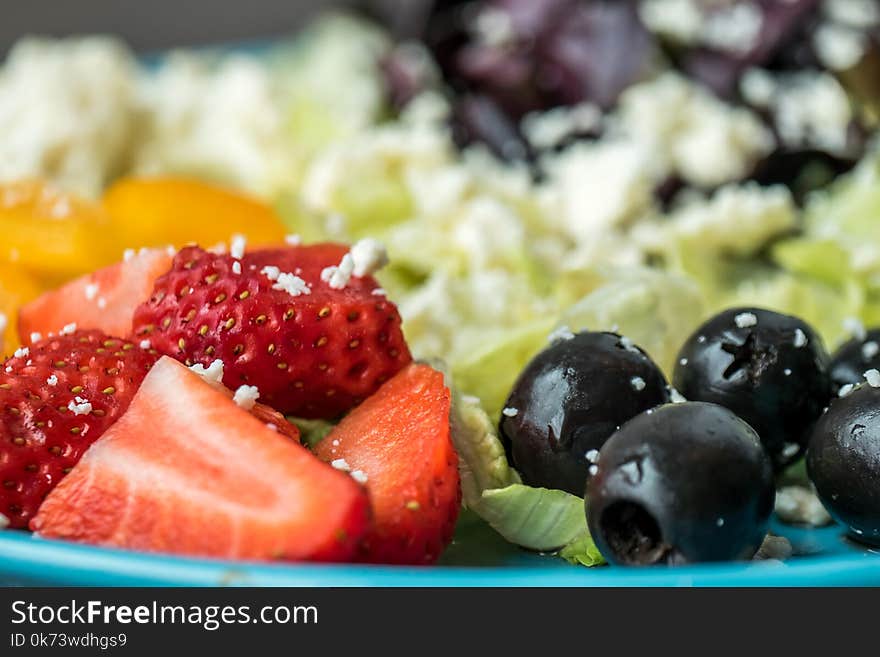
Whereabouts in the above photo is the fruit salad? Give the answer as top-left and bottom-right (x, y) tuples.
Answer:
(2, 1), (880, 569)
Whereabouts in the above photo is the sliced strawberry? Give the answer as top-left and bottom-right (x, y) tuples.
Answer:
(19, 248), (174, 343)
(132, 244), (411, 419)
(31, 357), (370, 562)
(315, 364), (460, 565)
(0, 331), (158, 528)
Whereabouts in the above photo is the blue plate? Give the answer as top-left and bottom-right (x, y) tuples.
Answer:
(2, 511), (879, 586)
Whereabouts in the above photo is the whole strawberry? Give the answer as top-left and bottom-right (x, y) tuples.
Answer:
(131, 243), (412, 419)
(0, 330), (158, 528)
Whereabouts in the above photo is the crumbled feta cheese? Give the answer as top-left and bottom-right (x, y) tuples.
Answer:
(639, 0), (704, 45)
(864, 369), (880, 388)
(631, 376), (646, 391)
(473, 6), (516, 48)
(4, 367), (11, 373)
(189, 359), (225, 387)
(735, 312), (758, 328)
(813, 23), (868, 70)
(461, 394), (481, 405)
(585, 449), (600, 463)
(13, 347), (29, 358)
(588, 465), (599, 476)
(273, 272), (311, 297)
(839, 383), (856, 398)
(784, 368), (792, 376)
(29, 332), (42, 343)
(521, 103), (601, 150)
(793, 328), (808, 348)
(679, 358), (688, 366)
(60, 322), (77, 336)
(775, 485), (833, 527)
(371, 288), (387, 296)
(548, 325), (576, 344)
(782, 443), (800, 460)
(232, 384), (260, 411)
(331, 458), (351, 472)
(265, 423), (278, 432)
(67, 396), (92, 416)
(618, 336), (641, 354)
(502, 407), (519, 418)
(350, 238), (389, 277)
(284, 234), (301, 246)
(231, 260), (241, 275)
(716, 518), (725, 528)
(350, 469), (369, 484)
(844, 317), (867, 341)
(669, 387), (687, 403)
(260, 265), (281, 281)
(139, 340), (151, 350)
(703, 2), (764, 55)
(123, 248), (136, 262)
(46, 374), (58, 386)
(320, 253), (355, 289)
(863, 341), (880, 360)
(84, 282), (99, 300)
(824, 0), (880, 29)
(774, 72), (853, 155)
(229, 234), (246, 259)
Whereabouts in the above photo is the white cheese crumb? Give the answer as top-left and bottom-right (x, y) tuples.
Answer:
(782, 443), (800, 460)
(679, 358), (689, 366)
(84, 282), (99, 300)
(669, 387), (687, 403)
(784, 368), (792, 376)
(60, 322), (77, 336)
(123, 248), (136, 262)
(4, 367), (11, 373)
(631, 376), (646, 391)
(13, 347), (29, 358)
(716, 518), (725, 528)
(502, 407), (519, 418)
(332, 439), (340, 447)
(548, 325), (576, 344)
(265, 423), (278, 432)
(371, 288), (387, 296)
(350, 469), (369, 485)
(232, 384), (260, 411)
(588, 465), (599, 476)
(67, 396), (92, 416)
(862, 341), (879, 360)
(350, 238), (389, 277)
(864, 369), (880, 388)
(29, 332), (42, 343)
(844, 317), (867, 341)
(189, 359), (225, 387)
(735, 312), (758, 328)
(618, 336), (641, 354)
(521, 103), (601, 150)
(461, 394), (481, 405)
(320, 253), (355, 290)
(272, 272), (311, 297)
(284, 234), (301, 245)
(229, 234), (247, 259)
(793, 328), (808, 348)
(775, 485), (833, 527)
(139, 340), (151, 350)
(260, 265), (281, 281)
(585, 449), (600, 463)
(331, 458), (351, 472)
(813, 22), (867, 71)
(231, 261), (241, 275)
(839, 383), (856, 398)
(46, 374), (58, 386)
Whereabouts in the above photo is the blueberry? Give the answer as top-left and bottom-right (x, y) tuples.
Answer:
(807, 382), (880, 546)
(828, 328), (880, 396)
(673, 308), (831, 471)
(500, 331), (669, 496)
(587, 402), (775, 565)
